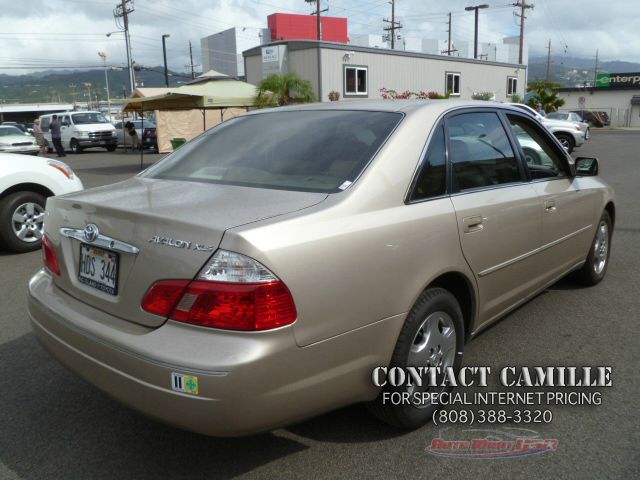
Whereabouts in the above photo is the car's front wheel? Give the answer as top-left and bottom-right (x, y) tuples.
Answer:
(106, 145), (117, 152)
(572, 210), (612, 286)
(70, 139), (82, 154)
(0, 191), (46, 253)
(555, 133), (574, 153)
(367, 287), (464, 429)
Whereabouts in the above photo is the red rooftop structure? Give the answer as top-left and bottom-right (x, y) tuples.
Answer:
(267, 13), (348, 43)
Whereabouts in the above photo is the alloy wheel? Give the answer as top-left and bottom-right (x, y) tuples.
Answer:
(11, 202), (44, 243)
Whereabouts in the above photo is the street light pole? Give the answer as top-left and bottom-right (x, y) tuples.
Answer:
(106, 30), (135, 94)
(465, 4), (489, 59)
(98, 51), (111, 115)
(162, 34), (170, 87)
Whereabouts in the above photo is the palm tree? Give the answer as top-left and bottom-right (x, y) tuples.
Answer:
(526, 80), (565, 113)
(254, 73), (315, 108)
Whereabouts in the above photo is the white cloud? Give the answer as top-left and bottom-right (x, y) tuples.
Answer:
(0, 0), (637, 75)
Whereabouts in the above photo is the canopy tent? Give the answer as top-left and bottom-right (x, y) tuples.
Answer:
(120, 70), (256, 112)
(116, 71), (257, 152)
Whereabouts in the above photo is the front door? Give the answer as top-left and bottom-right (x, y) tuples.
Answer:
(505, 113), (596, 280)
(446, 111), (544, 326)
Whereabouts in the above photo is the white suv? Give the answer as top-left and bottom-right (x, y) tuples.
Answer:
(508, 103), (585, 153)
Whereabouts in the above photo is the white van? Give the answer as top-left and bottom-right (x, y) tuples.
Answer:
(40, 111), (118, 153)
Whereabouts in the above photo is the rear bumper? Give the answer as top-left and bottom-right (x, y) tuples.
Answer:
(28, 270), (402, 436)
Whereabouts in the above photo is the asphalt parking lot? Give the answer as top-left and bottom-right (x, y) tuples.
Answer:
(0, 131), (638, 479)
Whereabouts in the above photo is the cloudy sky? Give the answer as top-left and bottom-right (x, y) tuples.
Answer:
(0, 0), (638, 75)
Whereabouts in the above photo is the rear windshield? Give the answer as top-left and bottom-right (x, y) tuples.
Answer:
(143, 110), (402, 193)
(72, 112), (109, 125)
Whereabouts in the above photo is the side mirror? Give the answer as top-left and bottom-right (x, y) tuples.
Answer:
(575, 157), (599, 176)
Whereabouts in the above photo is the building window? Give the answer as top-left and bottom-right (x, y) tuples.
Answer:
(344, 66), (368, 96)
(445, 72), (461, 96)
(507, 76), (518, 96)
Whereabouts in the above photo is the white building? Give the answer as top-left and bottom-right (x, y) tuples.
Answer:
(558, 73), (640, 127)
(244, 40), (526, 102)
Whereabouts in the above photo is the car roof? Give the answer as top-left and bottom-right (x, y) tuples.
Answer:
(245, 99), (532, 118)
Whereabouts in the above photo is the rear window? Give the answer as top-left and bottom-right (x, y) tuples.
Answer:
(143, 110), (403, 193)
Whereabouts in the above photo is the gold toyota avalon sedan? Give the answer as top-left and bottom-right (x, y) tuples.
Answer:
(28, 100), (615, 436)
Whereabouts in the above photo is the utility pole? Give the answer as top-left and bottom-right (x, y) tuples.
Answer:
(114, 0), (135, 94)
(188, 41), (196, 79)
(305, 0), (326, 40)
(317, 0), (321, 40)
(383, 0), (402, 49)
(545, 39), (551, 82)
(465, 4), (489, 60)
(513, 1), (534, 65)
(162, 34), (170, 87)
(593, 49), (599, 87)
(441, 12), (458, 55)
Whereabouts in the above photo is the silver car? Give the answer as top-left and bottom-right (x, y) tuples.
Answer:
(28, 100), (615, 436)
(546, 111), (591, 140)
(0, 126), (39, 155)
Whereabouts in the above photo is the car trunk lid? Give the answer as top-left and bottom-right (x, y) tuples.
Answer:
(45, 177), (327, 328)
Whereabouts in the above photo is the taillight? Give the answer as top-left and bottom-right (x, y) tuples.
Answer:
(141, 280), (190, 317)
(141, 250), (297, 331)
(42, 234), (61, 276)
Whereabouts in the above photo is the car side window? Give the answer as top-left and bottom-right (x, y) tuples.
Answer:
(448, 112), (521, 191)
(410, 124), (446, 201)
(506, 114), (569, 180)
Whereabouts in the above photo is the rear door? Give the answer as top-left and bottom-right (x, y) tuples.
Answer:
(504, 112), (596, 279)
(446, 110), (544, 326)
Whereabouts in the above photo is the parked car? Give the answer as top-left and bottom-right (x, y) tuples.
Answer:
(1, 121), (30, 134)
(545, 111), (590, 139)
(571, 110), (610, 127)
(0, 153), (83, 252)
(113, 119), (157, 151)
(0, 126), (39, 155)
(508, 103), (585, 153)
(28, 100), (614, 436)
(40, 111), (118, 153)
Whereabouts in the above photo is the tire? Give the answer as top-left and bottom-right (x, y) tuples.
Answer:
(0, 191), (46, 253)
(555, 133), (574, 153)
(106, 145), (117, 152)
(523, 147), (542, 165)
(571, 211), (612, 286)
(367, 287), (465, 430)
(70, 138), (82, 154)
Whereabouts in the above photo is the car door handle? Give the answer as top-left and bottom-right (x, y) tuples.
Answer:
(462, 215), (484, 233)
(544, 200), (557, 213)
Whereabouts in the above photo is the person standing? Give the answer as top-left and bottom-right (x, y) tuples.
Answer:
(125, 120), (140, 152)
(50, 115), (66, 157)
(33, 119), (47, 155)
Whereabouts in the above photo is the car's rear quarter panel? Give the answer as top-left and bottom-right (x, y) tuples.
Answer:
(221, 108), (477, 347)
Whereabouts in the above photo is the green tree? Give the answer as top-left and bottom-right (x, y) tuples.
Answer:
(254, 73), (315, 108)
(526, 80), (565, 113)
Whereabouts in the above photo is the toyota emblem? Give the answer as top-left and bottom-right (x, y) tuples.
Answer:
(84, 224), (99, 242)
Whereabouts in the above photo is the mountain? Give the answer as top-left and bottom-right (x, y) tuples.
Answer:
(527, 55), (640, 86)
(0, 67), (195, 104)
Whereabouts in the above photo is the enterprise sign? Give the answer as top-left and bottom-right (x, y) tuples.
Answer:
(596, 72), (640, 89)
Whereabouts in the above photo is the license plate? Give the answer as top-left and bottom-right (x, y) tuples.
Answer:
(78, 244), (119, 295)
